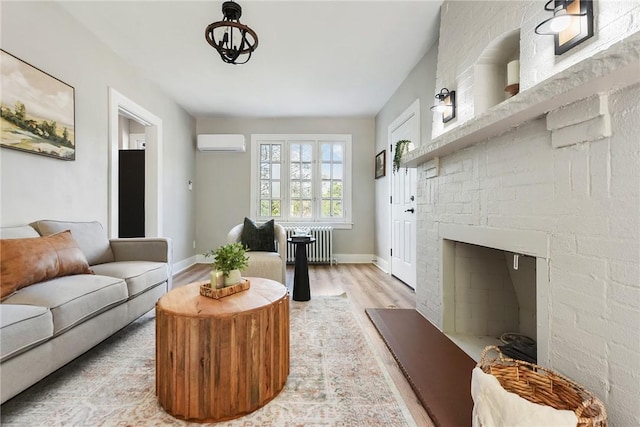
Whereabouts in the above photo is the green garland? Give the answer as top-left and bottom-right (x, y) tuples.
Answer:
(393, 140), (411, 173)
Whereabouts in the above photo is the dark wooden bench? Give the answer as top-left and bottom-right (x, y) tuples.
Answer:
(366, 308), (476, 427)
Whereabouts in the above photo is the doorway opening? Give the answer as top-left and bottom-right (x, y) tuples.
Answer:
(117, 114), (147, 237)
(108, 88), (163, 238)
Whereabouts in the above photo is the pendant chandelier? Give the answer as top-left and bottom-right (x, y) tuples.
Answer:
(205, 1), (258, 65)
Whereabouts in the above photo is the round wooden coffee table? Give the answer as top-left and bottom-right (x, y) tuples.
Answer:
(155, 277), (289, 422)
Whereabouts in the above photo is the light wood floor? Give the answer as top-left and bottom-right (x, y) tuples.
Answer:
(174, 263), (435, 426)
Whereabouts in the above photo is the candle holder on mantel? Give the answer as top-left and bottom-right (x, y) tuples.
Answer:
(505, 59), (520, 97)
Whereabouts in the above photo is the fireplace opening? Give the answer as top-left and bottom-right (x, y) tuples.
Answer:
(442, 240), (537, 362)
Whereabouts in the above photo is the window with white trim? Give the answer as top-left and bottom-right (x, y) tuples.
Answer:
(250, 134), (352, 227)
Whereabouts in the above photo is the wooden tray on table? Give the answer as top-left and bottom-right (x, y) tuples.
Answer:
(199, 278), (250, 299)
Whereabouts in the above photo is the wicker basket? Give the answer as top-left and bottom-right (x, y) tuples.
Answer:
(477, 346), (607, 427)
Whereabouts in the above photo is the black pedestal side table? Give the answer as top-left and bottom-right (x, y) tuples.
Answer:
(287, 236), (316, 301)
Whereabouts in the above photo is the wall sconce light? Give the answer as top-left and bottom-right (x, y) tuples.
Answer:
(430, 88), (456, 123)
(535, 0), (594, 55)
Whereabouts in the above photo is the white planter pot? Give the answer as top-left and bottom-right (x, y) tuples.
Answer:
(224, 269), (242, 287)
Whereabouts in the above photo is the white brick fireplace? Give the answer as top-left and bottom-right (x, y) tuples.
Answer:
(402, 2), (640, 424)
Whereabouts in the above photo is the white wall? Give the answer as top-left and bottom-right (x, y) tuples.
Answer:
(0, 1), (197, 266)
(194, 117), (375, 260)
(374, 44), (439, 270)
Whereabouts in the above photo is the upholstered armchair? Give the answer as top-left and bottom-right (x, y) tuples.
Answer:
(227, 222), (286, 285)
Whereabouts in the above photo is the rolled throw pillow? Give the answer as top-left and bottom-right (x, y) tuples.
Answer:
(0, 230), (92, 299)
(240, 217), (276, 252)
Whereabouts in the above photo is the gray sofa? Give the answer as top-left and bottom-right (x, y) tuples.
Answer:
(0, 220), (171, 404)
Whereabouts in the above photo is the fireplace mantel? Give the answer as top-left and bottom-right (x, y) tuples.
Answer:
(403, 34), (640, 167)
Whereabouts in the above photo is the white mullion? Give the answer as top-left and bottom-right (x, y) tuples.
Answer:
(313, 139), (320, 222)
(281, 140), (289, 222)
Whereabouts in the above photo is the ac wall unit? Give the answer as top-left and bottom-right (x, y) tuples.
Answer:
(197, 134), (246, 152)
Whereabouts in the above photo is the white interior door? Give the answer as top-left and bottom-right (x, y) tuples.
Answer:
(389, 100), (419, 288)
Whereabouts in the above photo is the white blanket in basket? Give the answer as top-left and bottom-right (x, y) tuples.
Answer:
(471, 367), (578, 427)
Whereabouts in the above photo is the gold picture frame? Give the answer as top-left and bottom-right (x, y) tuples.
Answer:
(0, 49), (76, 160)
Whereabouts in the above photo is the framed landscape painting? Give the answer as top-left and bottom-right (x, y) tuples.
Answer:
(0, 50), (75, 160)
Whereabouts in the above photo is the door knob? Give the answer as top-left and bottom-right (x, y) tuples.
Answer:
(405, 208), (415, 213)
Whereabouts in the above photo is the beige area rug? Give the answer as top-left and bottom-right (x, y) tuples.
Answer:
(1, 295), (416, 426)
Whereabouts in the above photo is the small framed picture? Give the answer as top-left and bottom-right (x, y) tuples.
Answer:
(375, 150), (386, 179)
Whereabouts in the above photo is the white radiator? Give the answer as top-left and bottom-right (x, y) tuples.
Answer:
(284, 226), (334, 265)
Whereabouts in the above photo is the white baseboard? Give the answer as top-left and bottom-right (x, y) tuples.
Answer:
(193, 253), (376, 266)
(172, 256), (197, 275)
(195, 253), (210, 264)
(333, 254), (375, 264)
(372, 256), (389, 273)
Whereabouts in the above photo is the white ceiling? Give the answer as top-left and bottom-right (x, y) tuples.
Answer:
(59, 1), (442, 118)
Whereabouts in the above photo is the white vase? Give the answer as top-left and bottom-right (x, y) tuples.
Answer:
(224, 269), (242, 287)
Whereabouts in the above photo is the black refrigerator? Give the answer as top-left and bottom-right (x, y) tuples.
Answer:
(118, 149), (145, 238)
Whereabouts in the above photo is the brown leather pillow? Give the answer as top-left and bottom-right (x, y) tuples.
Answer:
(1, 230), (92, 299)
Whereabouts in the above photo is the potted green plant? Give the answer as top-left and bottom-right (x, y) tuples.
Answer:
(204, 242), (249, 287)
(393, 139), (412, 174)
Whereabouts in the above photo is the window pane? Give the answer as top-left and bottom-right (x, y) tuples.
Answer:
(290, 181), (300, 198)
(291, 200), (301, 217)
(333, 200), (343, 217)
(301, 145), (312, 162)
(272, 163), (281, 180)
(321, 181), (331, 198)
(260, 145), (269, 161)
(302, 163), (312, 180)
(290, 163), (300, 180)
(301, 182), (312, 198)
(272, 182), (280, 198)
(321, 163), (330, 180)
(290, 144), (300, 162)
(260, 200), (270, 217)
(332, 163), (343, 179)
(321, 144), (331, 162)
(322, 200), (331, 217)
(272, 145), (281, 161)
(261, 163), (270, 180)
(271, 200), (281, 217)
(332, 181), (343, 197)
(302, 200), (312, 217)
(260, 181), (270, 197)
(333, 144), (343, 162)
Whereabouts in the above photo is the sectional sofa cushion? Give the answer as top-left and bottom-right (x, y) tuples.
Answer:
(31, 220), (115, 265)
(0, 305), (53, 362)
(1, 231), (93, 299)
(91, 261), (169, 297)
(2, 275), (128, 335)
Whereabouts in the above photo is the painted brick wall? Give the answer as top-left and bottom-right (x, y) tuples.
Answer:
(419, 2), (640, 423)
(432, 0), (640, 138)
(416, 83), (640, 424)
